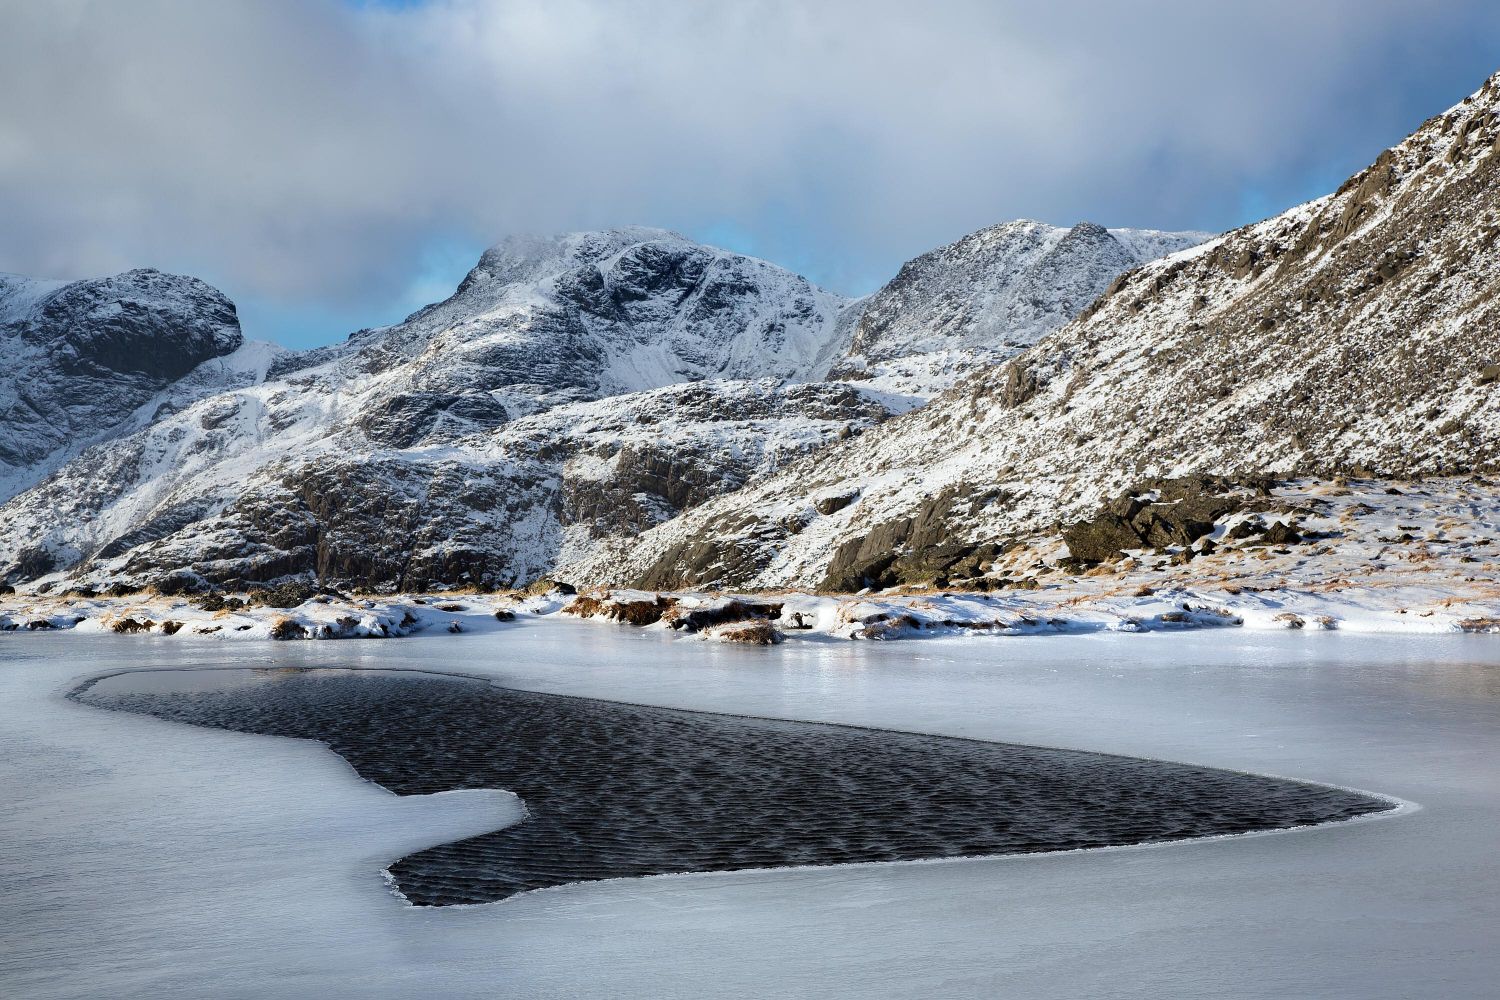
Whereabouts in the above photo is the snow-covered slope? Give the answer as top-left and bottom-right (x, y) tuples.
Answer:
(832, 220), (1207, 392)
(0, 268), (255, 502)
(589, 69), (1500, 591)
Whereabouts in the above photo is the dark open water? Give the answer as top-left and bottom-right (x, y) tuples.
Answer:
(73, 666), (1389, 905)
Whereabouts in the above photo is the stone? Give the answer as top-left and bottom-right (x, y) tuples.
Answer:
(1262, 521), (1303, 545)
(814, 492), (859, 516)
(1062, 513), (1142, 563)
(250, 581), (318, 609)
(663, 599), (783, 633)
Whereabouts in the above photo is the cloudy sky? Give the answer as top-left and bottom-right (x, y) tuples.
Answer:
(2, 1), (1498, 348)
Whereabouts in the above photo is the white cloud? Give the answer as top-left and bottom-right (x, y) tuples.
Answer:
(1, 0), (1496, 344)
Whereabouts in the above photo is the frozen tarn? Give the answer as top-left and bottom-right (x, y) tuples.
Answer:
(2, 621), (1498, 999)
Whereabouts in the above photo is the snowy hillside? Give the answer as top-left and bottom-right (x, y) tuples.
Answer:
(588, 69), (1500, 591)
(0, 268), (258, 503)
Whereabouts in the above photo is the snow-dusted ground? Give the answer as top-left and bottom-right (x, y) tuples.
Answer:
(3, 623), (1498, 998)
(10, 473), (1500, 648)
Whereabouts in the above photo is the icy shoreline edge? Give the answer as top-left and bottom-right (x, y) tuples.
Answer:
(4, 576), (1499, 643)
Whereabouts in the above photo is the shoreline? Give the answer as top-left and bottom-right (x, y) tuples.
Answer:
(4, 571), (1499, 643)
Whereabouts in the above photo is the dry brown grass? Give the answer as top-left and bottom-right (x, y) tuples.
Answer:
(269, 617), (307, 640)
(563, 593), (677, 626)
(710, 620), (783, 645)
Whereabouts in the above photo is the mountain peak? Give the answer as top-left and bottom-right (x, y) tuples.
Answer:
(846, 219), (1205, 362)
(1063, 220), (1111, 240)
(0, 267), (243, 502)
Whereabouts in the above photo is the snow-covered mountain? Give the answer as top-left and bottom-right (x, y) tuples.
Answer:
(585, 69), (1500, 591)
(278, 227), (859, 401)
(0, 214), (1206, 592)
(0, 268), (266, 503)
(0, 230), (881, 589)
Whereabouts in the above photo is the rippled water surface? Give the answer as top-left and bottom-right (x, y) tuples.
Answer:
(75, 666), (1387, 904)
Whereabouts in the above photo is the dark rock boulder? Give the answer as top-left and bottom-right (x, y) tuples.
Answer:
(814, 491), (859, 515)
(249, 581), (318, 608)
(1261, 521), (1303, 545)
(663, 599), (784, 633)
(1063, 475), (1258, 563)
(1062, 513), (1144, 564)
(1131, 494), (1241, 548)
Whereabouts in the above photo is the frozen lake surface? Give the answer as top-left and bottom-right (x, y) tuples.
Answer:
(3, 622), (1499, 998)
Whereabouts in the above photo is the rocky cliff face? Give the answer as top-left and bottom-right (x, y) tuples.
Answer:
(590, 69), (1500, 591)
(0, 268), (253, 502)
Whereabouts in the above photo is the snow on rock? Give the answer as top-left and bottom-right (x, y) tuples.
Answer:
(0, 268), (257, 503)
(561, 476), (1500, 637)
(0, 216), (1203, 594)
(0, 232), (876, 592)
(0, 591), (550, 641)
(7, 473), (1500, 647)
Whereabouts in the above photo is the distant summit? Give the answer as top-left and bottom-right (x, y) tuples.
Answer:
(845, 219), (1208, 362)
(0, 267), (254, 503)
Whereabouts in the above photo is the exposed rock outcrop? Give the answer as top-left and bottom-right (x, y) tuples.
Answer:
(1062, 476), (1259, 563)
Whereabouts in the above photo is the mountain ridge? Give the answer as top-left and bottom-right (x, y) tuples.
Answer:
(0, 219), (1207, 592)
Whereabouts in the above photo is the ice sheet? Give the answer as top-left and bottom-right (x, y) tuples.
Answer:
(3, 622), (1498, 998)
